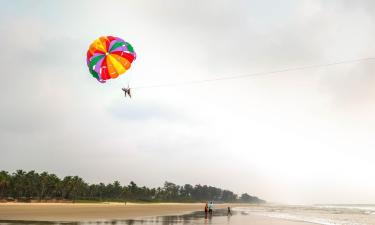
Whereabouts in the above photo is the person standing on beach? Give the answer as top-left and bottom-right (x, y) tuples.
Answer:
(208, 201), (214, 214)
(227, 206), (232, 216)
(204, 203), (209, 219)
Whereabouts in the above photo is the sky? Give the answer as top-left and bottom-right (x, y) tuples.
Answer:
(1, 0), (375, 204)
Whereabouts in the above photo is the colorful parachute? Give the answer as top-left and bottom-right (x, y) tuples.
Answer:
(87, 36), (136, 83)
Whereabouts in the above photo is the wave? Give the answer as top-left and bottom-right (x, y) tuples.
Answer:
(313, 205), (375, 215)
(233, 207), (370, 225)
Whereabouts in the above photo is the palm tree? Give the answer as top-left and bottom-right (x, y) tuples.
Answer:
(12, 170), (27, 199)
(98, 182), (106, 200)
(61, 176), (73, 199)
(112, 181), (122, 199)
(25, 170), (39, 199)
(70, 176), (87, 202)
(0, 171), (10, 199)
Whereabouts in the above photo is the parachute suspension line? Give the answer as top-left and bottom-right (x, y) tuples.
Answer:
(132, 57), (375, 90)
(122, 71), (132, 90)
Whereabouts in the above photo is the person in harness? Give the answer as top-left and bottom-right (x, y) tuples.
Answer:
(122, 87), (132, 98)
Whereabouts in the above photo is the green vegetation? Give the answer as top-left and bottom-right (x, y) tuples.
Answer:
(0, 170), (265, 203)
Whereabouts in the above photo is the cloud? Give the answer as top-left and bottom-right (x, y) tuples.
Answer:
(319, 62), (375, 110)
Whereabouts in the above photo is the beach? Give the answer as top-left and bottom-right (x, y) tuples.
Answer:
(1, 203), (374, 225)
(0, 203), (314, 225)
(0, 202), (232, 221)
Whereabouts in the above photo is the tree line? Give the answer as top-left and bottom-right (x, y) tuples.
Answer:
(0, 170), (265, 203)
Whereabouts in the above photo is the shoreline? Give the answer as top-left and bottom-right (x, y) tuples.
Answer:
(0, 202), (249, 222)
(0, 203), (317, 225)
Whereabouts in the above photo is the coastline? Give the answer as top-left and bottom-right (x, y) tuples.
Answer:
(0, 203), (320, 225)
(0, 202), (248, 221)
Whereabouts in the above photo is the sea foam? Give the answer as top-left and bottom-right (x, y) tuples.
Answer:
(233, 206), (373, 225)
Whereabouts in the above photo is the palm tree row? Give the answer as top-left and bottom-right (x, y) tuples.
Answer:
(0, 170), (265, 203)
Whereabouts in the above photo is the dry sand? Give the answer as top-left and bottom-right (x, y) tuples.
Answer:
(0, 202), (312, 225)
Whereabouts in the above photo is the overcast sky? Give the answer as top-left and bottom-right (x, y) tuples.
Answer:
(1, 0), (375, 204)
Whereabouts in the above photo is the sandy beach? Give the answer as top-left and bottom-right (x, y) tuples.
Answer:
(0, 202), (231, 221)
(0, 203), (313, 225)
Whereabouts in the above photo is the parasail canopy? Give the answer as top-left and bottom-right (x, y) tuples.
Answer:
(87, 36), (136, 83)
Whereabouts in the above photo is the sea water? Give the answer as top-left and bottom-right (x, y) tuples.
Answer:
(234, 204), (375, 225)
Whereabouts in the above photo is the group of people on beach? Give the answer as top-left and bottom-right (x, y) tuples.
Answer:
(204, 202), (232, 217)
(204, 201), (214, 215)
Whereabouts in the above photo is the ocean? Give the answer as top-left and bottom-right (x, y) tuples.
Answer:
(234, 204), (375, 225)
